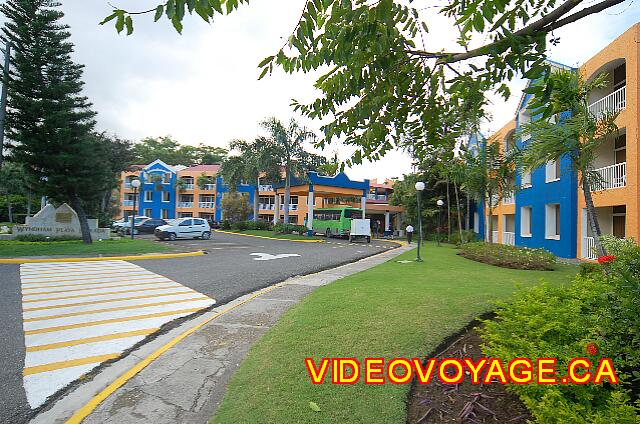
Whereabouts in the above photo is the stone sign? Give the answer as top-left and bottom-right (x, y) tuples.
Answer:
(12, 203), (111, 239)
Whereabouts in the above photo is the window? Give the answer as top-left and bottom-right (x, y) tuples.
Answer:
(613, 63), (626, 90)
(179, 219), (193, 226)
(162, 173), (171, 184)
(161, 209), (169, 219)
(521, 170), (532, 188)
(545, 204), (560, 239)
(545, 160), (560, 182)
(473, 212), (479, 233)
(162, 191), (170, 202)
(194, 219), (206, 225)
(144, 191), (153, 202)
(612, 205), (626, 239)
(521, 206), (532, 237)
(519, 108), (532, 141)
(144, 208), (152, 217)
(615, 134), (626, 164)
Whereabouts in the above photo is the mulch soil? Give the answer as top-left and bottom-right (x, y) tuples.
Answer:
(406, 327), (531, 424)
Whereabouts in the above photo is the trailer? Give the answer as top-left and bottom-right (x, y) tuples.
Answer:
(348, 218), (371, 243)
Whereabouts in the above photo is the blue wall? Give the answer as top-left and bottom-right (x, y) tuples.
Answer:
(214, 176), (256, 221)
(138, 162), (177, 220)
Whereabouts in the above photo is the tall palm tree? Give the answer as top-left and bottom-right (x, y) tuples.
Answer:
(260, 117), (317, 223)
(519, 69), (618, 257)
(220, 137), (280, 222)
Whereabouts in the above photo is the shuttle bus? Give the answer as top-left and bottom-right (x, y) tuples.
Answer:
(312, 207), (363, 237)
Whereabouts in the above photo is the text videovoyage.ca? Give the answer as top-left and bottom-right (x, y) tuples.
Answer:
(304, 356), (619, 385)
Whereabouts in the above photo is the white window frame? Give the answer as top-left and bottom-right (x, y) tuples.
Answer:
(545, 160), (560, 183)
(519, 109), (532, 141)
(162, 173), (171, 184)
(144, 191), (153, 202)
(521, 170), (532, 188)
(162, 191), (170, 202)
(520, 206), (532, 237)
(143, 208), (152, 217)
(545, 204), (560, 240)
(161, 209), (169, 219)
(473, 212), (479, 234)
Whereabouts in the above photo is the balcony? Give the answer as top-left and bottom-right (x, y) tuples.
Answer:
(503, 231), (515, 246)
(502, 193), (515, 205)
(582, 237), (598, 260)
(259, 203), (275, 210)
(124, 182), (133, 189)
(198, 202), (215, 209)
(123, 200), (134, 207)
(258, 184), (274, 192)
(201, 184), (216, 191)
(366, 194), (388, 202)
(183, 184), (195, 190)
(178, 202), (193, 208)
(590, 162), (626, 191)
(279, 204), (299, 211)
(588, 86), (625, 118)
(490, 231), (498, 243)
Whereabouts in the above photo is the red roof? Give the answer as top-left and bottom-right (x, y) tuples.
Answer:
(180, 164), (221, 173)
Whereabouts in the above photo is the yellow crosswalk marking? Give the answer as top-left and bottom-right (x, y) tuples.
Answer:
(26, 329), (159, 352)
(22, 279), (175, 297)
(24, 354), (120, 376)
(22, 284), (184, 304)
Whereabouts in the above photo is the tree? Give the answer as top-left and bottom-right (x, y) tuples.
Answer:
(102, 0), (627, 167)
(519, 69), (618, 257)
(1, 0), (112, 243)
(260, 117), (318, 224)
(0, 162), (23, 223)
(132, 136), (227, 166)
(220, 137), (280, 222)
(464, 141), (517, 243)
(220, 191), (251, 222)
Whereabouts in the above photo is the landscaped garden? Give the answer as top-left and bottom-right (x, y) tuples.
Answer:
(212, 242), (580, 423)
(0, 237), (172, 257)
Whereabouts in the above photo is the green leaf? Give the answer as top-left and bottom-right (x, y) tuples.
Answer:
(125, 16), (133, 35)
(258, 66), (269, 80)
(172, 16), (184, 33)
(211, 0), (223, 14)
(258, 55), (274, 68)
(115, 13), (125, 33)
(99, 11), (119, 25)
(309, 401), (321, 412)
(154, 5), (164, 21)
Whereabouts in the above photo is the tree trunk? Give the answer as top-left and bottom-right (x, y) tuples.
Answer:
(454, 180), (463, 243)
(70, 193), (93, 244)
(581, 175), (606, 257)
(466, 187), (471, 230)
(283, 171), (291, 224)
(253, 178), (259, 222)
(446, 178), (451, 242)
(486, 191), (493, 243)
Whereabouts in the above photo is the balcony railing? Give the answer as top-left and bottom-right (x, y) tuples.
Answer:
(178, 202), (193, 208)
(198, 202), (215, 209)
(590, 162), (626, 191)
(366, 194), (388, 201)
(201, 184), (216, 191)
(279, 204), (299, 211)
(490, 231), (499, 243)
(182, 183), (195, 190)
(123, 200), (134, 206)
(124, 182), (133, 189)
(503, 231), (515, 246)
(258, 184), (274, 192)
(259, 203), (275, 210)
(503, 193), (515, 205)
(582, 237), (598, 260)
(588, 85), (626, 118)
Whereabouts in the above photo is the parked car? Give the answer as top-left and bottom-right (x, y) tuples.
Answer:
(112, 216), (149, 230)
(154, 218), (211, 241)
(119, 218), (168, 235)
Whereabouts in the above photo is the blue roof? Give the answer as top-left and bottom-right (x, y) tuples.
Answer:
(274, 172), (369, 191)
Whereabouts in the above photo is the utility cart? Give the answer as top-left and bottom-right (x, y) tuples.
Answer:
(349, 218), (371, 243)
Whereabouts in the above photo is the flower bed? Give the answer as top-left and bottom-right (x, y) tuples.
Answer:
(459, 242), (556, 270)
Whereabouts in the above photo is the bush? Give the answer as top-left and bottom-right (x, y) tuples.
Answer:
(232, 220), (251, 231)
(459, 242), (556, 270)
(14, 234), (81, 242)
(273, 223), (307, 235)
(449, 230), (477, 245)
(481, 272), (639, 423)
(579, 262), (603, 277)
(221, 220), (231, 230)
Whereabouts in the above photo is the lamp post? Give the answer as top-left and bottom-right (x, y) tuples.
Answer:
(415, 181), (425, 262)
(436, 199), (444, 247)
(130, 179), (141, 239)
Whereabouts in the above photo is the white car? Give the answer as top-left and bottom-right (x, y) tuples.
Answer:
(113, 216), (149, 230)
(154, 218), (211, 241)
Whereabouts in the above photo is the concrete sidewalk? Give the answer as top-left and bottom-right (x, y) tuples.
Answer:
(32, 244), (413, 424)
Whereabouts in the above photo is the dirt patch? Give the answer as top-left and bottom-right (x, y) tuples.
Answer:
(406, 327), (531, 424)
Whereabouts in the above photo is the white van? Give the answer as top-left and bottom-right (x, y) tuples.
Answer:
(154, 217), (211, 241)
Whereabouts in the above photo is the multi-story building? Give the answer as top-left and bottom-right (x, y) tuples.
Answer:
(117, 161), (405, 232)
(475, 22), (638, 259)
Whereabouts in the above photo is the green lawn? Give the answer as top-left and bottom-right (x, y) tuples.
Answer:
(222, 229), (321, 241)
(212, 243), (577, 424)
(0, 238), (171, 257)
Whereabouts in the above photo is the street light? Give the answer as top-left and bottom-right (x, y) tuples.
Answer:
(130, 179), (141, 239)
(415, 181), (425, 262)
(436, 199), (444, 247)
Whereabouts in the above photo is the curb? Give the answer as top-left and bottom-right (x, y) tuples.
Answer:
(215, 229), (324, 243)
(372, 238), (407, 246)
(0, 250), (205, 264)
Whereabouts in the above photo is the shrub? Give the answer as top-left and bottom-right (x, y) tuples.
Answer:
(459, 242), (556, 270)
(273, 223), (307, 235)
(579, 262), (603, 277)
(449, 230), (477, 246)
(232, 220), (251, 231)
(221, 220), (231, 230)
(14, 234), (81, 242)
(255, 220), (272, 231)
(481, 272), (639, 423)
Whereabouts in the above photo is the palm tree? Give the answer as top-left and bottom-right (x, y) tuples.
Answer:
(220, 137), (280, 222)
(519, 69), (618, 257)
(260, 117), (316, 223)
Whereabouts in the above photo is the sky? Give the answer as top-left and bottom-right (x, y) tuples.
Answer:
(55, 1), (639, 181)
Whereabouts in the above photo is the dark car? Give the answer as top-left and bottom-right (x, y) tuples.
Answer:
(119, 218), (168, 235)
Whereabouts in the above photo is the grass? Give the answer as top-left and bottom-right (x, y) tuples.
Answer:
(223, 229), (321, 240)
(0, 238), (171, 257)
(212, 243), (577, 424)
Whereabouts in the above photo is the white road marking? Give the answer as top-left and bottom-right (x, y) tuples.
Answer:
(249, 253), (301, 261)
(19, 260), (215, 408)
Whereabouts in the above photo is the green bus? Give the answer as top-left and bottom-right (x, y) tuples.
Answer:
(312, 207), (363, 238)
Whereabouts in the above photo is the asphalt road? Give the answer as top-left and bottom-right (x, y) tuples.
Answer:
(0, 232), (397, 423)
